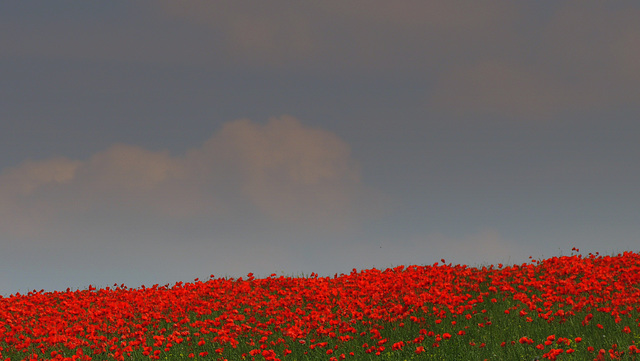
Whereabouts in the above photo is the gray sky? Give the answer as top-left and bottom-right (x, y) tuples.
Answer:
(1, 1), (639, 296)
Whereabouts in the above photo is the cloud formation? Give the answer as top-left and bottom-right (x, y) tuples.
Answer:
(157, 1), (517, 69)
(4, 2), (638, 121)
(429, 3), (640, 119)
(157, 1), (640, 119)
(0, 116), (384, 243)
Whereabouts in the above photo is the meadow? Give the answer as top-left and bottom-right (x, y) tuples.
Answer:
(1, 249), (640, 361)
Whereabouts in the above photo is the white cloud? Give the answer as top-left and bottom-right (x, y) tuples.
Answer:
(0, 157), (82, 196)
(0, 157), (84, 239)
(195, 116), (364, 226)
(80, 144), (183, 192)
(428, 3), (640, 120)
(156, 2), (321, 67)
(428, 60), (587, 120)
(314, 1), (516, 30)
(0, 116), (386, 242)
(156, 1), (518, 70)
(155, 1), (640, 119)
(6, 2), (637, 120)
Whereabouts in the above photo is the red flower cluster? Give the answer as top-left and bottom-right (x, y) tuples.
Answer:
(0, 250), (639, 361)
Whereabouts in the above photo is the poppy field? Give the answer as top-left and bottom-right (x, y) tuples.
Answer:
(2, 249), (640, 361)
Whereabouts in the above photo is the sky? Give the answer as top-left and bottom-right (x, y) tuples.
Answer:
(1, 1), (639, 296)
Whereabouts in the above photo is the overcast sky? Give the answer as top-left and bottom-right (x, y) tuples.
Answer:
(1, 1), (639, 296)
